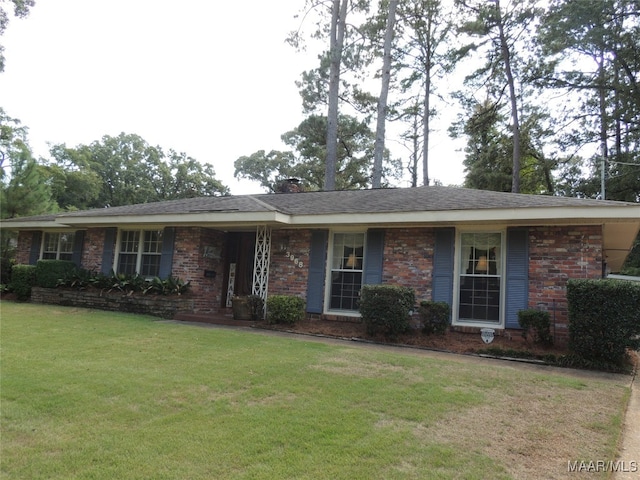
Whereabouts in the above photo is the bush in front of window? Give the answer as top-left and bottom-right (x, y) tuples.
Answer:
(359, 285), (416, 337)
(517, 309), (553, 346)
(418, 301), (450, 335)
(55, 270), (191, 296)
(35, 260), (79, 289)
(567, 279), (640, 367)
(266, 295), (305, 324)
(9, 264), (36, 301)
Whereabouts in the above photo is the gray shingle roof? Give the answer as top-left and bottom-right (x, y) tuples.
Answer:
(1, 186), (637, 225)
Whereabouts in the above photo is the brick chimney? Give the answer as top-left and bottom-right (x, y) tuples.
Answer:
(277, 178), (302, 193)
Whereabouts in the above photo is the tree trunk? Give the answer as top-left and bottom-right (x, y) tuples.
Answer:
(372, 0), (398, 189)
(325, 0), (348, 191)
(422, 33), (432, 187)
(421, 5), (438, 187)
(598, 51), (608, 199)
(495, 0), (521, 193)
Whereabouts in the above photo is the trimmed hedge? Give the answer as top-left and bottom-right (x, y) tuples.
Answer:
(359, 285), (416, 337)
(266, 295), (305, 324)
(35, 260), (79, 288)
(518, 309), (553, 346)
(567, 279), (640, 366)
(418, 300), (450, 335)
(9, 264), (36, 301)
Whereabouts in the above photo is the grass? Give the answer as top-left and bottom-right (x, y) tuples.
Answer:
(0, 302), (631, 479)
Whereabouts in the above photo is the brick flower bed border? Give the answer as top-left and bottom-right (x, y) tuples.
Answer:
(31, 287), (195, 319)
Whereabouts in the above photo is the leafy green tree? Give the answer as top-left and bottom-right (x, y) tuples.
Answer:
(1, 152), (56, 219)
(289, 0), (374, 190)
(456, 100), (557, 194)
(0, 107), (29, 179)
(47, 133), (229, 208)
(161, 150), (229, 200)
(0, 0), (35, 72)
(235, 114), (399, 192)
(536, 0), (640, 201)
(458, 100), (512, 192)
(394, 0), (454, 186)
(453, 0), (542, 193)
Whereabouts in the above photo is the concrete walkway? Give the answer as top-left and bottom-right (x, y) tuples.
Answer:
(615, 371), (639, 479)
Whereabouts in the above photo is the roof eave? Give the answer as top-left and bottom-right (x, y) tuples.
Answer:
(50, 211), (293, 228)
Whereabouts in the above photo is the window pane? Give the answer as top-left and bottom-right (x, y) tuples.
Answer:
(458, 233), (502, 324)
(141, 254), (161, 277)
(43, 233), (59, 257)
(118, 253), (138, 275)
(143, 230), (163, 253)
(42, 232), (76, 261)
(330, 271), (363, 311)
(117, 230), (163, 276)
(330, 233), (364, 312)
(120, 231), (140, 253)
(461, 233), (501, 276)
(59, 233), (75, 254)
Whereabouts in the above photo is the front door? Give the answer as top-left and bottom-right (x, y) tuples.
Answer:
(224, 232), (256, 306)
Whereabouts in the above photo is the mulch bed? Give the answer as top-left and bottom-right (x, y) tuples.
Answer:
(257, 318), (570, 359)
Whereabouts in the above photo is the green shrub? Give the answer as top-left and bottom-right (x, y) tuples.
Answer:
(35, 260), (79, 288)
(55, 270), (191, 296)
(418, 300), (450, 335)
(567, 279), (640, 366)
(9, 264), (36, 301)
(620, 266), (640, 277)
(518, 309), (553, 346)
(143, 276), (191, 296)
(1, 256), (14, 285)
(359, 285), (416, 337)
(58, 268), (94, 290)
(246, 294), (265, 320)
(266, 295), (305, 324)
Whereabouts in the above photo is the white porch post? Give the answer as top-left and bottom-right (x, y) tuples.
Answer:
(252, 225), (271, 317)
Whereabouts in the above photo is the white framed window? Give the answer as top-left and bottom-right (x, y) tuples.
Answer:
(41, 232), (75, 261)
(116, 230), (163, 277)
(327, 232), (365, 313)
(454, 231), (505, 327)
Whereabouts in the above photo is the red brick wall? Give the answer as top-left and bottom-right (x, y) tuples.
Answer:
(381, 228), (435, 303)
(528, 225), (603, 340)
(14, 224), (605, 332)
(83, 228), (107, 272)
(172, 227), (226, 313)
(268, 229), (312, 297)
(15, 231), (33, 265)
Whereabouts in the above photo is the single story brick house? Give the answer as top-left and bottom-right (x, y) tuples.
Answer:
(2, 185), (639, 337)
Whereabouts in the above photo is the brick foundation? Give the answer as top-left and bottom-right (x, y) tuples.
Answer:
(31, 287), (195, 319)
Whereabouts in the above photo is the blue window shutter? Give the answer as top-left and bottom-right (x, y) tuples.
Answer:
(505, 228), (529, 329)
(29, 231), (42, 265)
(158, 227), (176, 279)
(306, 230), (328, 314)
(433, 228), (455, 308)
(72, 231), (85, 267)
(364, 229), (384, 285)
(101, 228), (117, 275)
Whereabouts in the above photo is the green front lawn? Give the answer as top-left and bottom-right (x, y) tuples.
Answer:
(0, 302), (630, 479)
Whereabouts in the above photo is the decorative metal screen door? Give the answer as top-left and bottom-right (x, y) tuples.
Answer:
(252, 225), (271, 315)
